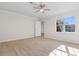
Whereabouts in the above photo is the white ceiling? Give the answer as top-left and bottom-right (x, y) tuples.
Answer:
(0, 2), (79, 19)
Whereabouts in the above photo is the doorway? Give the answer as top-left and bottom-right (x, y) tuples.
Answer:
(34, 21), (41, 37)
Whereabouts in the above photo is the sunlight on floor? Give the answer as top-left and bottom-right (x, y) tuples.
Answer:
(49, 45), (79, 56)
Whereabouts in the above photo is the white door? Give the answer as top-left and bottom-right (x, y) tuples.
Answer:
(35, 21), (41, 36)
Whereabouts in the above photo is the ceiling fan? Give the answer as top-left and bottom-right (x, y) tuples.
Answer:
(29, 2), (50, 13)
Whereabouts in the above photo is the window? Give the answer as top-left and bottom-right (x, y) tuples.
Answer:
(65, 24), (75, 32)
(56, 20), (64, 32)
(56, 16), (76, 32)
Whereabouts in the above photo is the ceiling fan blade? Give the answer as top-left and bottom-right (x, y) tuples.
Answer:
(42, 4), (46, 8)
(33, 7), (41, 9)
(39, 2), (44, 8)
(35, 10), (40, 12)
(29, 2), (33, 4)
(29, 2), (38, 5)
(44, 9), (50, 11)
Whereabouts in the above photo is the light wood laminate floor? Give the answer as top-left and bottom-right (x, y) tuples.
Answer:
(0, 37), (79, 56)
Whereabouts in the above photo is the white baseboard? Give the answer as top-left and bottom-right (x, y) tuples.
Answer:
(1, 33), (79, 45)
(0, 36), (34, 43)
(44, 33), (79, 44)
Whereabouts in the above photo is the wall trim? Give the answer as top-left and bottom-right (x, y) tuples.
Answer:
(0, 36), (34, 43)
(44, 33), (79, 45)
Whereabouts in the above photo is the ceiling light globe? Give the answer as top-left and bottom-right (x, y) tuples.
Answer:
(40, 9), (44, 12)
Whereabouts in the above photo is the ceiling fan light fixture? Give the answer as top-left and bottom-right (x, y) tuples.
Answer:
(40, 9), (44, 12)
(29, 2), (50, 13)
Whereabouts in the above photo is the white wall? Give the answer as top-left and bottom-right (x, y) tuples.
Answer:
(0, 10), (38, 42)
(44, 9), (79, 44)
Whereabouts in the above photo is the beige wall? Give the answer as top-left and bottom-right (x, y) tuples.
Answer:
(44, 9), (79, 44)
(0, 10), (38, 42)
